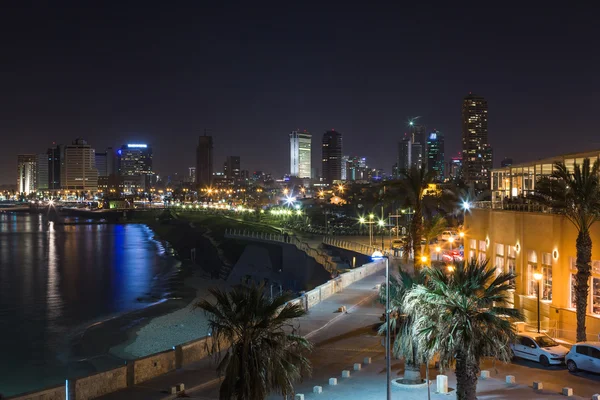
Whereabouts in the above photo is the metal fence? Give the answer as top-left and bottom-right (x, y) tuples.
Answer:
(322, 236), (381, 257)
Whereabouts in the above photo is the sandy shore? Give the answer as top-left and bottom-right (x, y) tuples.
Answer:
(110, 273), (225, 359)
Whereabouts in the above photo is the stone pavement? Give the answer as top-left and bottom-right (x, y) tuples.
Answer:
(98, 271), (386, 400)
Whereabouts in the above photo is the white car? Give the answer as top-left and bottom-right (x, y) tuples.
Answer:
(510, 332), (569, 366)
(440, 231), (458, 241)
(565, 342), (600, 373)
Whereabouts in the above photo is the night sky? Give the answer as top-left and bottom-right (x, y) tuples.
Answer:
(1, 3), (598, 184)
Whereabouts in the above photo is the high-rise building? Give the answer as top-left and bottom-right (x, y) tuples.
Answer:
(411, 123), (427, 149)
(36, 154), (49, 190)
(398, 136), (423, 172)
(462, 93), (492, 188)
(341, 155), (349, 180)
(196, 133), (214, 188)
(62, 139), (98, 192)
(17, 154), (37, 195)
(426, 131), (445, 181)
(117, 144), (153, 194)
(188, 167), (196, 183)
(223, 156), (241, 181)
(95, 148), (115, 177)
(321, 130), (342, 185)
(446, 154), (463, 181)
(47, 144), (63, 190)
(290, 130), (312, 178)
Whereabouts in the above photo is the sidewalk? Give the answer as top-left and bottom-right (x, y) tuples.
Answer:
(98, 271), (386, 400)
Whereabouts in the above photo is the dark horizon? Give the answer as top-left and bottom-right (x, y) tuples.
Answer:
(1, 3), (598, 184)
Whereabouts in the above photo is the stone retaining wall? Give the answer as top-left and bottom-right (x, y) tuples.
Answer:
(73, 366), (127, 399)
(7, 384), (65, 400)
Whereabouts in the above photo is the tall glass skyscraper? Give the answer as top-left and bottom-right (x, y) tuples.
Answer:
(426, 130), (445, 181)
(462, 93), (492, 188)
(289, 130), (311, 178)
(321, 130), (342, 185)
(117, 144), (153, 194)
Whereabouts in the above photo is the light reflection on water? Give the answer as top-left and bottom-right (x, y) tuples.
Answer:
(0, 213), (175, 396)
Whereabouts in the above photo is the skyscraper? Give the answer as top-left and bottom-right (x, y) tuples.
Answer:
(95, 148), (115, 177)
(62, 139), (98, 192)
(223, 156), (241, 181)
(36, 153), (49, 190)
(196, 133), (214, 188)
(17, 154), (37, 194)
(47, 144), (63, 191)
(321, 130), (342, 185)
(426, 130), (445, 181)
(118, 144), (153, 194)
(462, 93), (492, 188)
(398, 135), (423, 172)
(289, 130), (311, 178)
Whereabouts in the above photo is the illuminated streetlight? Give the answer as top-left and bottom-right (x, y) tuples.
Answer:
(283, 188), (289, 195)
(459, 231), (465, 239)
(435, 245), (441, 261)
(420, 255), (428, 264)
(447, 265), (455, 272)
(359, 217), (365, 224)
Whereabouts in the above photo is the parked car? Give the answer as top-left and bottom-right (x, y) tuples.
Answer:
(442, 250), (463, 263)
(565, 342), (600, 373)
(391, 238), (404, 250)
(510, 332), (569, 366)
(440, 230), (458, 241)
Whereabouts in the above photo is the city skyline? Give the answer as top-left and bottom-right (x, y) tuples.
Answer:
(1, 4), (598, 184)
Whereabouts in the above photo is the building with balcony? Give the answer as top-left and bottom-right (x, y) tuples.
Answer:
(490, 149), (600, 202)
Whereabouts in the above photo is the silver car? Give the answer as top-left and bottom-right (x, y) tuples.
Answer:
(565, 342), (600, 373)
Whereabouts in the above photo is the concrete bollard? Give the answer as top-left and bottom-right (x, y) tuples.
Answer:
(480, 370), (490, 379)
(329, 378), (338, 385)
(506, 375), (516, 385)
(364, 357), (372, 364)
(295, 395), (304, 400)
(176, 383), (185, 392)
(354, 363), (362, 371)
(562, 387), (573, 396)
(592, 394), (600, 400)
(313, 386), (323, 394)
(533, 382), (543, 390)
(342, 370), (351, 378)
(169, 386), (177, 394)
(337, 306), (347, 312)
(436, 375), (448, 394)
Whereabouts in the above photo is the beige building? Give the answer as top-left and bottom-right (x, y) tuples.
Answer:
(466, 207), (600, 342)
(61, 138), (98, 192)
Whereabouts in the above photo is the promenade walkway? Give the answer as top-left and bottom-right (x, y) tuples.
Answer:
(98, 272), (386, 400)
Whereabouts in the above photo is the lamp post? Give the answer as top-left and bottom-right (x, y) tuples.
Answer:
(378, 219), (385, 251)
(534, 271), (543, 333)
(372, 251), (390, 400)
(369, 213), (374, 246)
(462, 201), (471, 229)
(435, 245), (441, 261)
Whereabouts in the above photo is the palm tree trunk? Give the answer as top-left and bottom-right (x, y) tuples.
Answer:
(455, 353), (479, 400)
(403, 344), (422, 383)
(575, 230), (592, 342)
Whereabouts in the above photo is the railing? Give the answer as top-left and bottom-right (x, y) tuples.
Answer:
(472, 201), (551, 213)
(322, 236), (381, 257)
(224, 229), (336, 273)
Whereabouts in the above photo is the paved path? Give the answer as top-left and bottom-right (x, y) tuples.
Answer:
(98, 272), (386, 400)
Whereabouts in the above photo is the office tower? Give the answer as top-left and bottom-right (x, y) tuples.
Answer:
(501, 157), (513, 168)
(95, 148), (115, 177)
(446, 154), (463, 180)
(17, 154), (37, 194)
(196, 133), (214, 188)
(321, 130), (342, 185)
(462, 93), (492, 188)
(117, 144), (153, 194)
(289, 130), (312, 178)
(62, 139), (98, 192)
(36, 154), (49, 190)
(47, 144), (63, 190)
(426, 131), (445, 181)
(223, 156), (241, 181)
(392, 163), (399, 179)
(341, 155), (349, 180)
(188, 167), (196, 183)
(398, 136), (423, 171)
(410, 123), (427, 149)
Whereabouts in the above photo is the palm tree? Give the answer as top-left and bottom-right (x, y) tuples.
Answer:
(379, 268), (427, 384)
(532, 159), (600, 342)
(398, 165), (436, 269)
(196, 284), (312, 400)
(404, 260), (522, 400)
(422, 215), (447, 258)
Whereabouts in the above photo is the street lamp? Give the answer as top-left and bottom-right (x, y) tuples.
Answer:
(371, 251), (391, 400)
(534, 271), (543, 333)
(420, 255), (428, 266)
(369, 214), (375, 246)
(435, 245), (441, 261)
(378, 219), (385, 250)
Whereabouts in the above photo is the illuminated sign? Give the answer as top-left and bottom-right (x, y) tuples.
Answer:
(127, 144), (147, 148)
(429, 133), (437, 140)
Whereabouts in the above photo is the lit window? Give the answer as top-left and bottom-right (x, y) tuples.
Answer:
(593, 277), (600, 315)
(541, 253), (552, 301)
(527, 250), (538, 296)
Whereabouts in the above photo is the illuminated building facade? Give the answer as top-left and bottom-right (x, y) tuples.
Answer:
(61, 139), (98, 192)
(290, 130), (311, 178)
(462, 93), (492, 188)
(17, 154), (37, 194)
(426, 130), (445, 181)
(117, 144), (153, 195)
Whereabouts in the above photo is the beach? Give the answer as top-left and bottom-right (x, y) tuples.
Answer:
(109, 273), (225, 359)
